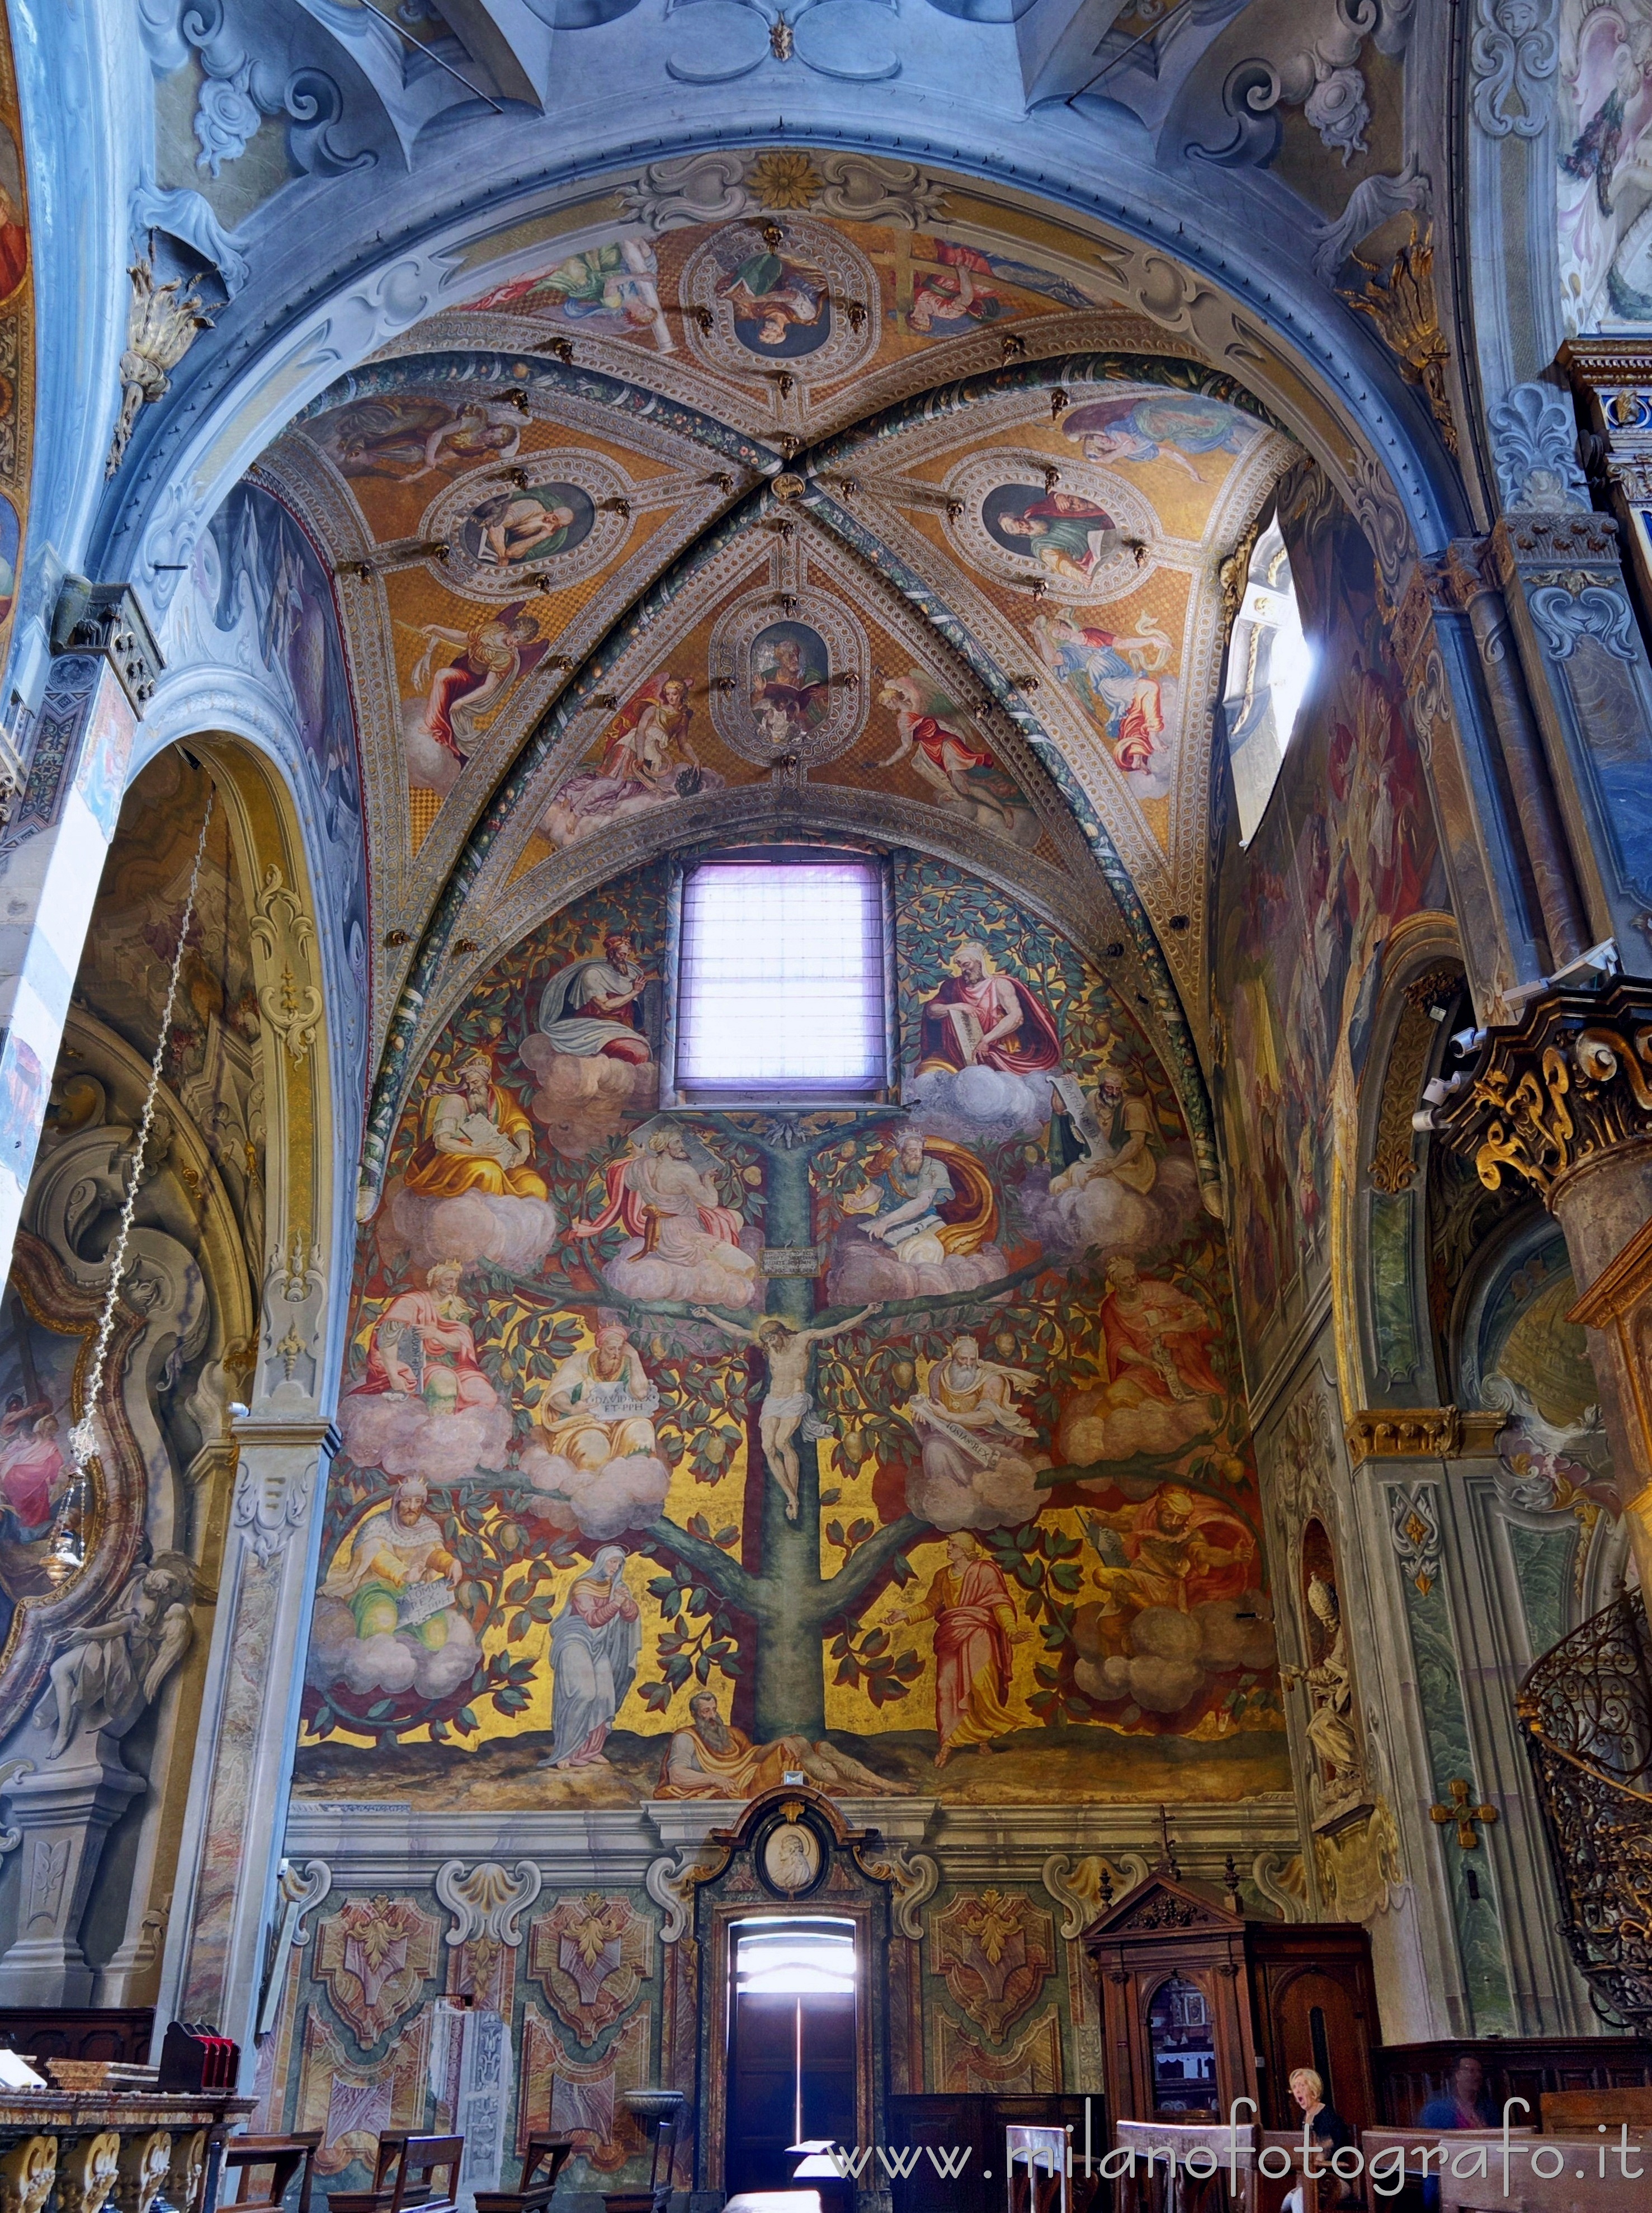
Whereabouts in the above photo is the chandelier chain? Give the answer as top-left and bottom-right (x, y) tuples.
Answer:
(68, 789), (217, 1475)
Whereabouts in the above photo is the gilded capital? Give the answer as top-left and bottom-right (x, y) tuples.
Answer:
(1432, 978), (1652, 1204)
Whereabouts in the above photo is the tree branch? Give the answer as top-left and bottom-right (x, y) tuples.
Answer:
(817, 1512), (929, 1617)
(644, 1514), (762, 1612)
(811, 1253), (1056, 1330)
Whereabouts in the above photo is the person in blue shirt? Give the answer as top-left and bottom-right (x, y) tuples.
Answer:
(1419, 2055), (1497, 2132)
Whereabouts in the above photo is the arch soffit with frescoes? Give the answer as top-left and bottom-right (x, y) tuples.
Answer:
(251, 325), (1301, 1209)
(101, 148), (1471, 1210)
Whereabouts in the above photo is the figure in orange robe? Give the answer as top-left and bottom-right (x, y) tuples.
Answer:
(889, 1531), (1027, 1767)
(404, 1048), (548, 1200)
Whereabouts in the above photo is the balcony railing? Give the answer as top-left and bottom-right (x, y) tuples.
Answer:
(1517, 1589), (1652, 2024)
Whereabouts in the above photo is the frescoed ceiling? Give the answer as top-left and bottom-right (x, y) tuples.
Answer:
(244, 177), (1300, 1195)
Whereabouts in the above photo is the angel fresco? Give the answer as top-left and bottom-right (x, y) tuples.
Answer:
(466, 237), (674, 351)
(1058, 392), (1260, 479)
(540, 676), (720, 850)
(876, 673), (1037, 844)
(328, 397), (522, 482)
(711, 231), (832, 356)
(404, 605), (548, 774)
(1032, 610), (1173, 790)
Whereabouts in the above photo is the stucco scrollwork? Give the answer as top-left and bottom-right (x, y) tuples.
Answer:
(858, 1842), (940, 1939)
(1527, 577), (1641, 662)
(249, 865), (323, 1062)
(1040, 1851), (1148, 1939)
(1469, 0), (1559, 139)
(1489, 382), (1591, 513)
(435, 1858), (543, 1949)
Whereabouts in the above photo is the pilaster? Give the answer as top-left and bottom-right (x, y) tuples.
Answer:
(153, 1414), (338, 2068)
(1487, 510), (1652, 959)
(1390, 554), (1548, 1019)
(0, 1739), (145, 2005)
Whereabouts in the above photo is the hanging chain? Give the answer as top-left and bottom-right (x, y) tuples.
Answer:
(67, 790), (218, 1477)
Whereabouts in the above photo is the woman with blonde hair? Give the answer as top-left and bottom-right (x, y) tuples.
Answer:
(1285, 2069), (1361, 2213)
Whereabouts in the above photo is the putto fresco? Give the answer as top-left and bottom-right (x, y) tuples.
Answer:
(297, 855), (1281, 1807)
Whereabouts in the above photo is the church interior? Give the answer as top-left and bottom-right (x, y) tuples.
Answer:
(3, 2), (1652, 2210)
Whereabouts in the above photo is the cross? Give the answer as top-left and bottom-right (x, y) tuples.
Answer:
(1431, 1777), (1499, 1850)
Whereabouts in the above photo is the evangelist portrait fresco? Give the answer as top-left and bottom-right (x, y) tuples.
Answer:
(1557, 0), (1652, 331)
(296, 855), (1282, 1810)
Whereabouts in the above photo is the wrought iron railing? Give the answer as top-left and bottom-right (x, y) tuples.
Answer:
(1518, 1590), (1652, 2023)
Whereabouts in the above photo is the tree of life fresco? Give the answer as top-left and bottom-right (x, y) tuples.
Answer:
(298, 855), (1283, 1807)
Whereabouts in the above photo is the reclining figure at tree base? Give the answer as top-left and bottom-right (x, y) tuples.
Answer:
(656, 1688), (911, 1797)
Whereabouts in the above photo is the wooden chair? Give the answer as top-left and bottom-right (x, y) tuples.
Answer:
(222, 2134), (322, 2213)
(603, 2118), (677, 2213)
(329, 2134), (465, 2213)
(473, 2138), (577, 2213)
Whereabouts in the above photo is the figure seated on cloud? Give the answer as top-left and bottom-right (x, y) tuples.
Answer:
(573, 1125), (760, 1308)
(828, 1129), (1008, 1302)
(387, 1046), (559, 1273)
(520, 932), (659, 1160)
(307, 1474), (479, 1702)
(1055, 1260), (1225, 1465)
(898, 1335), (1051, 1532)
(904, 940), (1063, 1141)
(517, 1319), (672, 1541)
(1021, 1066), (1200, 1261)
(338, 1261), (514, 1482)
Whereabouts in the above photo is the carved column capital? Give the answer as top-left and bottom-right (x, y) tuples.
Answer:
(1432, 976), (1652, 1205)
(1345, 1407), (1505, 1465)
(1486, 508), (1623, 596)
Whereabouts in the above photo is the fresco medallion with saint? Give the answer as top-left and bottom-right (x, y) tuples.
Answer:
(680, 217), (879, 383)
(707, 590), (870, 766)
(426, 450), (635, 597)
(946, 450), (1154, 602)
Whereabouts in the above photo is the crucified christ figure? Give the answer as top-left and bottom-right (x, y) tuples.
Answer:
(692, 1303), (882, 1522)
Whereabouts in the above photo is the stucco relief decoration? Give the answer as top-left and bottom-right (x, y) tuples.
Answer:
(1390, 1485), (1443, 1595)
(313, 1894), (440, 2047)
(1472, 0), (1559, 136)
(931, 1888), (1054, 2040)
(680, 217), (879, 384)
(706, 588), (870, 766)
(527, 1892), (652, 2043)
(107, 258), (213, 477)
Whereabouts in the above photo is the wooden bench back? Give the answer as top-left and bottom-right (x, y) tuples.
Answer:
(1541, 2090), (1652, 2134)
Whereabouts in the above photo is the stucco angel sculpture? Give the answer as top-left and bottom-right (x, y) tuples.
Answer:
(44, 1551), (199, 1760)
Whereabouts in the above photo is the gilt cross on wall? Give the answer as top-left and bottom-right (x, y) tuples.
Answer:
(1430, 1777), (1499, 1849)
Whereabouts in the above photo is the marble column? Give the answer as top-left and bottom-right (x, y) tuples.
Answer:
(0, 581), (160, 1282)
(153, 1412), (337, 2068)
(1434, 979), (1652, 1584)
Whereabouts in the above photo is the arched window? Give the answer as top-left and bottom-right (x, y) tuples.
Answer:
(1221, 517), (1315, 842)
